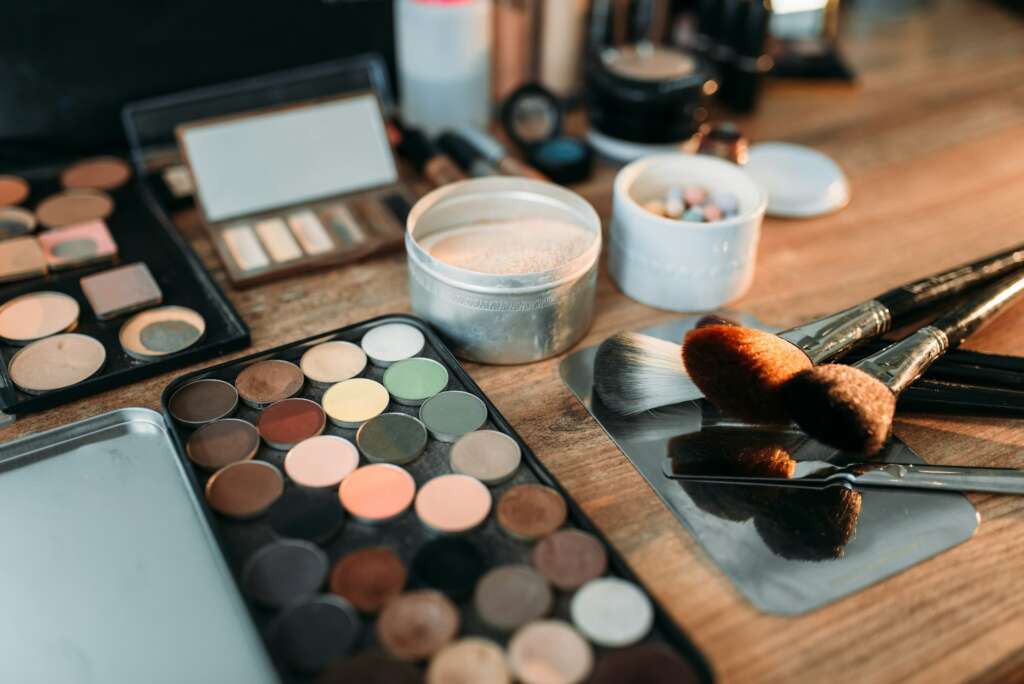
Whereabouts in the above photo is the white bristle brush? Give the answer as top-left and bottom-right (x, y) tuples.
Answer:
(592, 332), (702, 415)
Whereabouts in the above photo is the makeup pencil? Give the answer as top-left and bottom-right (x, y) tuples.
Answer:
(781, 269), (1024, 454)
(683, 242), (1024, 422)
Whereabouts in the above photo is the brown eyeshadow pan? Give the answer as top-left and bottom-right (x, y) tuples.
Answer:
(0, 174), (30, 207)
(531, 529), (608, 591)
(376, 589), (460, 661)
(235, 359), (305, 408)
(35, 189), (114, 227)
(60, 156), (133, 191)
(329, 547), (408, 613)
(205, 460), (284, 518)
(0, 236), (46, 282)
(186, 418), (260, 471)
(168, 378), (239, 425)
(257, 398), (326, 450)
(473, 565), (553, 632)
(496, 484), (569, 541)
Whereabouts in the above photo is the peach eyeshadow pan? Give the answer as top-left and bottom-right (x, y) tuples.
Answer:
(8, 333), (106, 393)
(284, 435), (360, 488)
(338, 464), (416, 523)
(0, 291), (79, 344)
(0, 236), (46, 283)
(35, 189), (114, 228)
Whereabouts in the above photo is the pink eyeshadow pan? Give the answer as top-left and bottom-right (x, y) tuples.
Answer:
(37, 220), (118, 270)
(284, 435), (360, 488)
(338, 464), (416, 523)
(414, 474), (492, 533)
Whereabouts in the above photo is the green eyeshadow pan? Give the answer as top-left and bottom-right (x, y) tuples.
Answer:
(382, 357), (449, 406)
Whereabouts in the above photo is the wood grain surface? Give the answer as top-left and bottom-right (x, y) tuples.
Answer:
(4, 1), (1024, 681)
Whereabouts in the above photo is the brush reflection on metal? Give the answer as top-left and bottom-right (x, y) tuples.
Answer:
(666, 430), (862, 561)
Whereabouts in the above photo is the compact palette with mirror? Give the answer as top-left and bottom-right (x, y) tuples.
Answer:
(161, 315), (712, 684)
(176, 92), (413, 287)
(0, 156), (247, 414)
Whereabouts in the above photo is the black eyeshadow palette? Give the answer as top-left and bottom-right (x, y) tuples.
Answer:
(160, 314), (713, 684)
(0, 158), (248, 415)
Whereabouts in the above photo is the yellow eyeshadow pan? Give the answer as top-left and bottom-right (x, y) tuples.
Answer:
(322, 378), (390, 428)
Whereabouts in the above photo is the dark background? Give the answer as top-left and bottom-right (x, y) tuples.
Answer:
(0, 0), (394, 168)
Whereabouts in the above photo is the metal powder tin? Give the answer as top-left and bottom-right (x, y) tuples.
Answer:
(406, 177), (601, 364)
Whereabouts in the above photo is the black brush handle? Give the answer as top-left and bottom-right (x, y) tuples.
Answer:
(857, 339), (1024, 374)
(929, 270), (1024, 348)
(847, 344), (1024, 390)
(875, 243), (1024, 320)
(900, 384), (1024, 417)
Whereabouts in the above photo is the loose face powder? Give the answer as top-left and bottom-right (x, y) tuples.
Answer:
(0, 291), (80, 343)
(300, 340), (367, 386)
(284, 435), (360, 488)
(450, 430), (522, 484)
(322, 378), (390, 428)
(119, 306), (205, 360)
(360, 323), (425, 366)
(235, 359), (305, 408)
(382, 358), (449, 405)
(257, 398), (326, 450)
(8, 333), (105, 393)
(338, 464), (416, 523)
(420, 218), (594, 275)
(167, 378), (238, 425)
(414, 474), (492, 534)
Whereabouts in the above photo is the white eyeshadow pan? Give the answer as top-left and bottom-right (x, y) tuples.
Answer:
(256, 218), (303, 262)
(223, 225), (271, 271)
(360, 323), (426, 367)
(287, 210), (334, 255)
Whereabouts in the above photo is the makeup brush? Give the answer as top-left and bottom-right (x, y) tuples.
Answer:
(592, 315), (733, 414)
(781, 270), (1024, 454)
(683, 242), (1024, 422)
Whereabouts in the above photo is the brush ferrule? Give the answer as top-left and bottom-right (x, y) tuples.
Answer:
(778, 300), (892, 364)
(853, 326), (949, 394)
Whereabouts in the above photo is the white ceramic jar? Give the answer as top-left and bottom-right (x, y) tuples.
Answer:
(609, 154), (767, 311)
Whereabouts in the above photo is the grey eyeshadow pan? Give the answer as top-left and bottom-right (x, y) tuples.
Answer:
(139, 320), (202, 354)
(356, 413), (428, 465)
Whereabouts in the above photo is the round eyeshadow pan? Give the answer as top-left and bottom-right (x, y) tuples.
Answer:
(119, 306), (205, 360)
(317, 652), (422, 684)
(589, 643), (702, 684)
(8, 334), (105, 394)
(414, 474), (492, 534)
(337, 464), (416, 523)
(412, 537), (486, 601)
(0, 207), (37, 238)
(257, 398), (326, 450)
(0, 175), (30, 207)
(426, 638), (512, 684)
(507, 620), (593, 684)
(284, 435), (359, 488)
(361, 322), (425, 366)
(356, 413), (428, 465)
(473, 565), (554, 632)
(450, 430), (522, 485)
(204, 460), (284, 519)
(329, 546), (408, 614)
(268, 594), (362, 675)
(235, 359), (305, 408)
(185, 418), (259, 470)
(0, 291), (80, 344)
(242, 539), (329, 609)
(168, 378), (238, 425)
(268, 488), (347, 544)
(382, 357), (449, 406)
(35, 189), (114, 227)
(376, 589), (460, 661)
(322, 378), (390, 428)
(60, 156), (133, 191)
(569, 577), (654, 648)
(496, 484), (568, 541)
(531, 529), (608, 591)
(418, 391), (487, 442)
(300, 340), (367, 386)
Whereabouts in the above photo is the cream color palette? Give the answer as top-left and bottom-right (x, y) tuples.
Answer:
(9, 333), (106, 393)
(322, 378), (390, 428)
(0, 291), (79, 344)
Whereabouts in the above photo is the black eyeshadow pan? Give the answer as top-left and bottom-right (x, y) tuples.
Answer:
(268, 488), (347, 544)
(412, 537), (487, 601)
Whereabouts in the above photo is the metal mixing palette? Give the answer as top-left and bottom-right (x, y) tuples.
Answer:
(559, 315), (979, 615)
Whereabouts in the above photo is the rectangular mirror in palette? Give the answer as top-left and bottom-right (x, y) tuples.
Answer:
(559, 315), (980, 615)
(160, 314), (714, 684)
(176, 92), (413, 288)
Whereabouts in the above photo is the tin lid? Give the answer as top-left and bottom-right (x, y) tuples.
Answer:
(743, 142), (850, 218)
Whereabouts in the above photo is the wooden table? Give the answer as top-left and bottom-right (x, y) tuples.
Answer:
(5, 1), (1024, 681)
